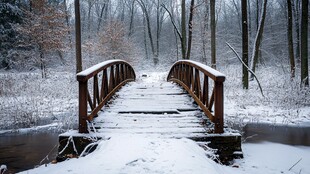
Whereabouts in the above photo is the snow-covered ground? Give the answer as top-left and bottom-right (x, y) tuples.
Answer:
(0, 69), (78, 130)
(20, 134), (310, 174)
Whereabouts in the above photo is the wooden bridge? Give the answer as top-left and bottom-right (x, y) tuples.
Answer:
(58, 59), (242, 163)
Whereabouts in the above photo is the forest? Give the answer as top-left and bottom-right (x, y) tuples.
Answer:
(0, 0), (309, 129)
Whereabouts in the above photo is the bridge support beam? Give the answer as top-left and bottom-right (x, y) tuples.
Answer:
(190, 133), (243, 164)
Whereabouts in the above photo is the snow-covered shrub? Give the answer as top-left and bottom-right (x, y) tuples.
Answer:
(98, 21), (136, 62)
(0, 70), (78, 130)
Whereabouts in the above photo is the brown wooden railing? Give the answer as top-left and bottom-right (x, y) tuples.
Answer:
(167, 60), (225, 133)
(77, 59), (136, 133)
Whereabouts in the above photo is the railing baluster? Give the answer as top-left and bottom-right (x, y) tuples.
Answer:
(109, 66), (115, 92)
(93, 74), (99, 109)
(202, 75), (209, 105)
(87, 90), (94, 111)
(120, 64), (124, 82)
(100, 69), (108, 100)
(79, 81), (88, 133)
(195, 69), (201, 99)
(115, 64), (120, 85)
(208, 89), (215, 111)
(191, 67), (195, 91)
(177, 64), (181, 79)
(188, 66), (191, 88)
(214, 81), (224, 133)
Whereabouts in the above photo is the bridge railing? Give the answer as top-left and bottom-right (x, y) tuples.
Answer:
(167, 60), (225, 133)
(77, 59), (136, 133)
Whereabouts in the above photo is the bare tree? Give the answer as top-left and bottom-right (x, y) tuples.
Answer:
(180, 0), (187, 59)
(21, 0), (68, 77)
(210, 0), (216, 68)
(250, 0), (267, 79)
(300, 0), (308, 86)
(75, 0), (82, 73)
(292, 0), (300, 61)
(137, 0), (158, 64)
(201, 0), (209, 63)
(287, 0), (295, 78)
(96, 0), (107, 32)
(125, 0), (136, 36)
(64, 0), (72, 48)
(241, 0), (249, 89)
(186, 0), (195, 59)
(99, 21), (134, 60)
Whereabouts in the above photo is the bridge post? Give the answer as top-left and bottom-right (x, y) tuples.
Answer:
(214, 81), (224, 133)
(79, 81), (88, 133)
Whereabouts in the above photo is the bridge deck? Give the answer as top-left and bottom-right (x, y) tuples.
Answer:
(91, 74), (212, 138)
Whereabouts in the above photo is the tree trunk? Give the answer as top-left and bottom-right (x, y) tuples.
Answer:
(138, 0), (157, 64)
(250, 0), (267, 79)
(241, 0), (249, 89)
(142, 15), (149, 60)
(74, 0), (82, 73)
(156, 0), (160, 61)
(181, 0), (187, 59)
(97, 3), (106, 33)
(64, 0), (72, 48)
(232, 0), (242, 32)
(39, 46), (46, 78)
(287, 0), (295, 78)
(248, 0), (252, 39)
(210, 0), (216, 68)
(186, 0), (195, 60)
(256, 0), (260, 30)
(300, 0), (308, 86)
(292, 0), (300, 62)
(87, 1), (93, 39)
(201, 0), (209, 63)
(128, 0), (135, 36)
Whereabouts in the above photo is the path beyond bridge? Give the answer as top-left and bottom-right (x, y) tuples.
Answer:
(58, 60), (242, 163)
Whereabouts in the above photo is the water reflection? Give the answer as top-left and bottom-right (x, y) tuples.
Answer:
(241, 123), (310, 146)
(0, 132), (58, 173)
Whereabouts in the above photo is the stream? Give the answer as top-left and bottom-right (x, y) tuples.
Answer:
(0, 132), (59, 173)
(0, 123), (310, 173)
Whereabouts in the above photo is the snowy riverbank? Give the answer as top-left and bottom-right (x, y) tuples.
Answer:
(20, 134), (310, 174)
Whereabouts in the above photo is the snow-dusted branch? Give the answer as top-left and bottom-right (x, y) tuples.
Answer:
(161, 4), (182, 41)
(226, 42), (264, 97)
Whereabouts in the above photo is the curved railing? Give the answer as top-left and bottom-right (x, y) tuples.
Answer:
(77, 59), (136, 133)
(167, 60), (225, 133)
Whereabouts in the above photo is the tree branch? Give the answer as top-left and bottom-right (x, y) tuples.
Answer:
(161, 4), (182, 41)
(226, 42), (264, 97)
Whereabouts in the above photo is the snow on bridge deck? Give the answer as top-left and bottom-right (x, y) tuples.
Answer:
(92, 73), (211, 139)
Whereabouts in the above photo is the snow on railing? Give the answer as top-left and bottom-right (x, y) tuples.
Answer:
(77, 59), (136, 133)
(167, 60), (225, 133)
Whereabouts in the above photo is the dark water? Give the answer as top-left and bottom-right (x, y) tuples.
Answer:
(240, 123), (310, 146)
(0, 132), (59, 173)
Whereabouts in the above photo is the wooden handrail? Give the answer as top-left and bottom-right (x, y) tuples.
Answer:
(167, 60), (225, 133)
(77, 59), (136, 133)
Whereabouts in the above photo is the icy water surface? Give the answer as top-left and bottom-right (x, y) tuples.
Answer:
(0, 132), (59, 173)
(240, 123), (310, 146)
